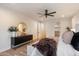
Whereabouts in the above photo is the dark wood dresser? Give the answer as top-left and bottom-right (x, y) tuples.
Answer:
(11, 35), (33, 48)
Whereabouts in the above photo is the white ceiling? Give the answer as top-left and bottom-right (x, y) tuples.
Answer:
(0, 3), (79, 21)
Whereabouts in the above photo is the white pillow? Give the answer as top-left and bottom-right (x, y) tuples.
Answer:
(57, 39), (75, 56)
(27, 45), (35, 56)
(27, 45), (43, 56)
(62, 31), (74, 44)
(31, 48), (43, 56)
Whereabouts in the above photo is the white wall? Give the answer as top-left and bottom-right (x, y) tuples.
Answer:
(72, 13), (79, 32)
(45, 17), (72, 38)
(0, 7), (72, 52)
(60, 17), (72, 34)
(0, 8), (38, 52)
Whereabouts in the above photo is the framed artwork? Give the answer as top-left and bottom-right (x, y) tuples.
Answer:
(54, 31), (60, 37)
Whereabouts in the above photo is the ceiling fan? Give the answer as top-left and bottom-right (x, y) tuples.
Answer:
(38, 9), (56, 18)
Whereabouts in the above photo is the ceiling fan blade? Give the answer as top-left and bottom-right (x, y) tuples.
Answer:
(48, 14), (54, 16)
(45, 9), (48, 15)
(37, 13), (44, 15)
(48, 11), (56, 14)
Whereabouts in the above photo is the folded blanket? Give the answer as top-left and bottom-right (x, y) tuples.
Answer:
(71, 32), (79, 51)
(32, 38), (57, 56)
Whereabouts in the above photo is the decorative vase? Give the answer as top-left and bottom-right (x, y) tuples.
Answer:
(12, 32), (16, 37)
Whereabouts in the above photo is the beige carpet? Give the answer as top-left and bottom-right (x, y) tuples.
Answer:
(0, 40), (36, 56)
(0, 45), (27, 56)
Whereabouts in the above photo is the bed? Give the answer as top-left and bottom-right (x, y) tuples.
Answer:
(27, 38), (57, 56)
(27, 37), (79, 56)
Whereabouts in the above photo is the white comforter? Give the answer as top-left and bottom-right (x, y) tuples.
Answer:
(57, 37), (79, 56)
(27, 45), (43, 56)
(27, 38), (79, 56)
(27, 40), (43, 56)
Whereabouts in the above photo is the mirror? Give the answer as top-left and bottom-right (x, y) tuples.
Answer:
(17, 22), (27, 36)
